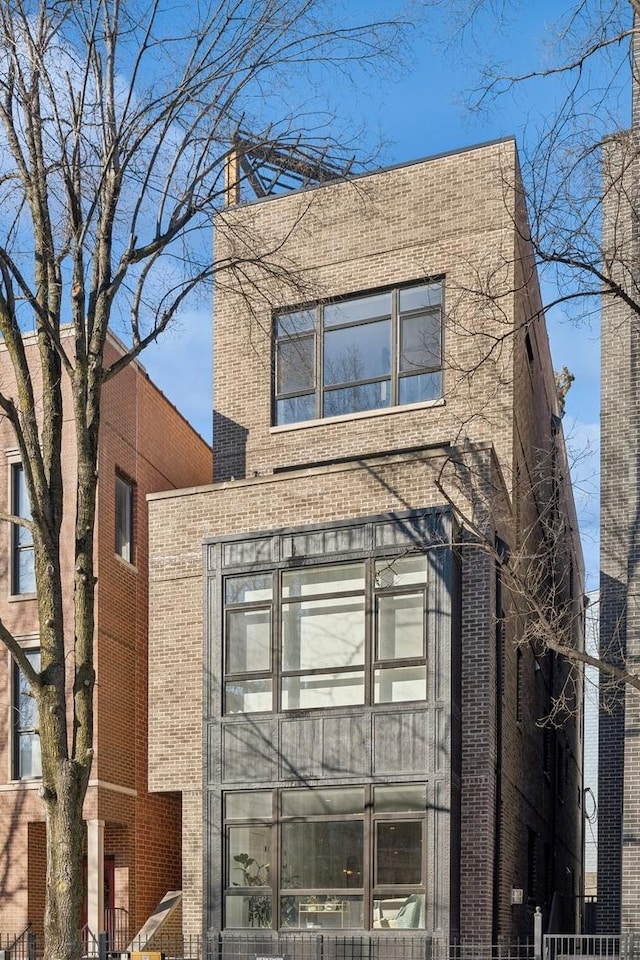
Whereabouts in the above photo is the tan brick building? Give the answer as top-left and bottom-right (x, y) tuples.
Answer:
(0, 330), (212, 942)
(148, 139), (584, 946)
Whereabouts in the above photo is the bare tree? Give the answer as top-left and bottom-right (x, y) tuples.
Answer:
(422, 0), (640, 678)
(0, 2), (413, 958)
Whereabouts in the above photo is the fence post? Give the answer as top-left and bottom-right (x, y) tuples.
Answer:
(98, 931), (108, 960)
(27, 932), (36, 960)
(534, 907), (543, 960)
(315, 934), (323, 960)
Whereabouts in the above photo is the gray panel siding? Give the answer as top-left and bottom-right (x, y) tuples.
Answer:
(372, 711), (429, 774)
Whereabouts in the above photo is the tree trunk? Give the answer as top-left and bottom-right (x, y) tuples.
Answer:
(43, 764), (88, 960)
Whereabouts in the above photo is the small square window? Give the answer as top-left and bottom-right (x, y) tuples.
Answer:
(11, 463), (35, 595)
(115, 474), (134, 563)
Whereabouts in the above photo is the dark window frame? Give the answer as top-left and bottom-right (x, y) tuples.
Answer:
(273, 280), (444, 426)
(13, 647), (41, 780)
(223, 555), (428, 716)
(115, 472), (134, 564)
(223, 784), (427, 931)
(11, 462), (35, 596)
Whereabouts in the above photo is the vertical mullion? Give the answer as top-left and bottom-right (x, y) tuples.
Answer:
(366, 559), (373, 706)
(392, 289), (399, 407)
(366, 784), (374, 929)
(316, 304), (323, 418)
(423, 582), (428, 662)
(273, 789), (279, 929)
(274, 569), (281, 714)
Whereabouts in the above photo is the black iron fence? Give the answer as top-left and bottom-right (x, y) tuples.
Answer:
(7, 932), (640, 960)
(0, 932), (540, 960)
(0, 930), (37, 960)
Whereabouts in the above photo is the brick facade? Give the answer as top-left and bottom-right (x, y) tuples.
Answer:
(598, 133), (640, 934)
(0, 331), (211, 937)
(148, 140), (583, 942)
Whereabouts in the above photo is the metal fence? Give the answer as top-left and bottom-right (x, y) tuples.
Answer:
(543, 935), (640, 960)
(0, 930), (37, 960)
(5, 932), (640, 960)
(0, 934), (534, 960)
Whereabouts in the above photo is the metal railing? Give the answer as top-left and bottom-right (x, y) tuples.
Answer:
(5, 932), (640, 960)
(105, 909), (131, 953)
(543, 935), (640, 960)
(0, 929), (37, 960)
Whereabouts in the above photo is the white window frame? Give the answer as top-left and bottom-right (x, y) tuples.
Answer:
(115, 472), (134, 563)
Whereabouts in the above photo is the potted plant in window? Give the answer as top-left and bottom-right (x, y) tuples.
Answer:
(233, 853), (272, 927)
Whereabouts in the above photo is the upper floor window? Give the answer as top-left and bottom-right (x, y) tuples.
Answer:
(224, 555), (428, 714)
(115, 473), (134, 563)
(11, 463), (35, 595)
(13, 648), (41, 779)
(274, 281), (443, 425)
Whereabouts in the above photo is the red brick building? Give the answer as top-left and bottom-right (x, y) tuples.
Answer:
(0, 330), (211, 942)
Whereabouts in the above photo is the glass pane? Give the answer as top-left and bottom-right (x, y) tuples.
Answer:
(323, 320), (390, 386)
(375, 557), (427, 589)
(13, 465), (32, 525)
(16, 522), (32, 548)
(115, 475), (132, 561)
(16, 674), (38, 728)
(282, 787), (364, 817)
(282, 821), (363, 888)
(282, 563), (365, 598)
(374, 666), (426, 704)
(228, 825), (271, 885)
(377, 593), (424, 660)
(16, 548), (36, 593)
(282, 895), (363, 929)
(225, 894), (273, 929)
(399, 282), (442, 312)
(276, 394), (316, 425)
(225, 792), (272, 820)
(225, 574), (273, 605)
(282, 596), (365, 670)
(376, 821), (422, 885)
(282, 671), (364, 710)
(324, 381), (390, 417)
(374, 784), (427, 812)
(374, 894), (425, 929)
(226, 609), (271, 674)
(276, 309), (315, 336)
(398, 371), (442, 405)
(277, 336), (315, 394)
(225, 678), (272, 714)
(324, 292), (391, 326)
(400, 313), (441, 372)
(373, 896), (410, 925)
(18, 732), (41, 779)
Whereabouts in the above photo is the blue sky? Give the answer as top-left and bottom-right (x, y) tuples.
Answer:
(142, 0), (612, 590)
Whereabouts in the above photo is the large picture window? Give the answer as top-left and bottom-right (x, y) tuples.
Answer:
(223, 784), (427, 931)
(223, 556), (428, 715)
(274, 281), (443, 425)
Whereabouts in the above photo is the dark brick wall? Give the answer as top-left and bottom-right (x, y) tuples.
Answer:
(598, 137), (640, 935)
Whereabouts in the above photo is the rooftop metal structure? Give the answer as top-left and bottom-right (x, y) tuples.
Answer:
(224, 132), (354, 204)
